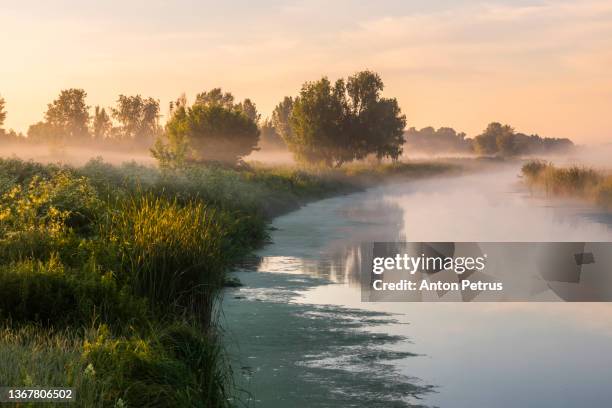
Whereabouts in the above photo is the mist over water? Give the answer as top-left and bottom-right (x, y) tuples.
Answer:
(225, 162), (612, 407)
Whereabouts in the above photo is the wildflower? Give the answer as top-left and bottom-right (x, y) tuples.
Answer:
(84, 363), (96, 377)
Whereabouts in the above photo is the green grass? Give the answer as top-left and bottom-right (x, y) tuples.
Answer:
(521, 160), (612, 209)
(0, 156), (455, 407)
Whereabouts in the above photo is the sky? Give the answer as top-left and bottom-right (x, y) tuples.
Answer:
(1, 0), (611, 144)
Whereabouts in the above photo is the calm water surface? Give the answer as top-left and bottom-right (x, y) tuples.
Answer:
(223, 165), (612, 407)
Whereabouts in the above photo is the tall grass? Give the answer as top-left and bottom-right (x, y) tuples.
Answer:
(104, 196), (229, 326)
(0, 325), (106, 406)
(0, 156), (455, 406)
(521, 160), (612, 209)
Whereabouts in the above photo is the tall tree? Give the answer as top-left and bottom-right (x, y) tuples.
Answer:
(289, 77), (349, 166)
(285, 71), (406, 166)
(258, 119), (286, 150)
(271, 97), (294, 142)
(111, 95), (160, 143)
(345, 71), (406, 160)
(0, 96), (6, 133)
(45, 88), (90, 141)
(236, 98), (260, 124)
(92, 106), (112, 140)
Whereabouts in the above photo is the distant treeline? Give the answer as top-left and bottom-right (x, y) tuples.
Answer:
(0, 90), (164, 150)
(405, 123), (574, 156)
(0, 73), (575, 167)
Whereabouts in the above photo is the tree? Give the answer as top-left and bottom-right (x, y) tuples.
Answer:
(271, 97), (294, 142)
(194, 88), (235, 109)
(111, 95), (160, 144)
(404, 126), (471, 154)
(152, 98), (260, 167)
(473, 122), (514, 155)
(195, 88), (260, 123)
(285, 71), (406, 166)
(28, 121), (59, 143)
(289, 77), (349, 166)
(92, 106), (112, 140)
(0, 96), (6, 132)
(236, 98), (260, 124)
(258, 119), (286, 150)
(45, 88), (90, 141)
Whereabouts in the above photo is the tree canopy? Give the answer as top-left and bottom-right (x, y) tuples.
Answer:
(111, 95), (160, 143)
(281, 71), (406, 166)
(44, 88), (90, 141)
(0, 96), (6, 132)
(92, 106), (112, 140)
(473, 122), (573, 156)
(153, 92), (260, 167)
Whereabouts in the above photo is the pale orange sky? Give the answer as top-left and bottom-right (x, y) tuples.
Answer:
(1, 0), (611, 144)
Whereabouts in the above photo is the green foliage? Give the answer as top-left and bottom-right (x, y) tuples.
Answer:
(284, 70), (406, 166)
(194, 88), (236, 109)
(44, 88), (91, 142)
(271, 96), (294, 144)
(0, 95), (6, 130)
(0, 325), (106, 406)
(289, 76), (349, 166)
(111, 95), (161, 144)
(93, 106), (112, 140)
(0, 170), (103, 265)
(0, 257), (148, 328)
(258, 118), (286, 150)
(153, 102), (260, 166)
(103, 195), (229, 323)
(83, 324), (231, 408)
(475, 123), (574, 157)
(0, 155), (454, 405)
(0, 157), (58, 184)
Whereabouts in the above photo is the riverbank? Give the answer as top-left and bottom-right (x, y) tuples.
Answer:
(0, 157), (457, 406)
(522, 160), (612, 209)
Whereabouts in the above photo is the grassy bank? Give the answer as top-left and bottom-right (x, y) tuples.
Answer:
(522, 160), (612, 209)
(0, 157), (455, 407)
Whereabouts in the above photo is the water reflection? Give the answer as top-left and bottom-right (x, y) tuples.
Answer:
(227, 165), (612, 407)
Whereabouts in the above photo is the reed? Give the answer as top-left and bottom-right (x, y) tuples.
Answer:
(521, 160), (612, 208)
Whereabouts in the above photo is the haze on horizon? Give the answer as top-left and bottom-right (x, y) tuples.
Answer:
(1, 0), (611, 144)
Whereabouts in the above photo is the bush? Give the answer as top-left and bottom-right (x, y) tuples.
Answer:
(0, 171), (103, 264)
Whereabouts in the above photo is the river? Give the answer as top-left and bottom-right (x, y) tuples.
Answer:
(223, 164), (612, 407)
